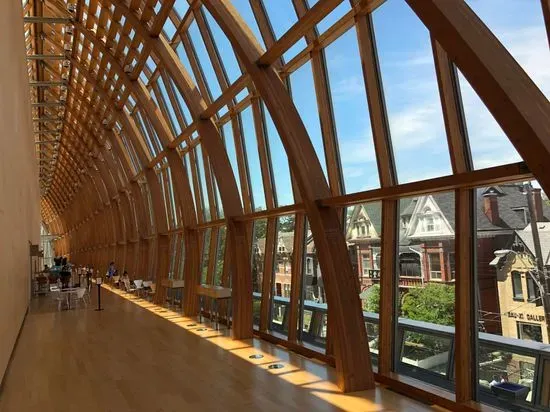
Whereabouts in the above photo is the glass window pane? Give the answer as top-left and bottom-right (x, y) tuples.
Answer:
(203, 7), (241, 84)
(188, 21), (222, 100)
(373, 0), (451, 183)
(271, 215), (295, 337)
(240, 107), (266, 211)
(222, 121), (243, 204)
(458, 71), (521, 169)
(400, 330), (452, 376)
(200, 228), (212, 284)
(214, 226), (226, 286)
(346, 201), (382, 360)
(397, 192), (455, 384)
(251, 219), (267, 327)
(289, 61), (327, 181)
(183, 152), (198, 218)
(176, 43), (198, 87)
(476, 179), (550, 408)
(325, 28), (380, 193)
(300, 219), (327, 349)
(230, 0), (265, 49)
(262, 103), (294, 207)
(195, 144), (211, 221)
(465, 0), (549, 99)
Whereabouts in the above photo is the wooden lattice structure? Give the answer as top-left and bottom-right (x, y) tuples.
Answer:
(22, 0), (550, 408)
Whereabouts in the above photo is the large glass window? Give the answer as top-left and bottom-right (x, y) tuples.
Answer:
(271, 215), (295, 337)
(465, 0), (549, 100)
(262, 103), (294, 207)
(373, 0), (451, 183)
(202, 7), (241, 84)
(214, 226), (226, 286)
(240, 107), (266, 211)
(188, 21), (222, 100)
(289, 61), (328, 181)
(300, 220), (327, 349)
(251, 219), (267, 327)
(325, 28), (380, 193)
(222, 121), (243, 204)
(200, 228), (212, 284)
(458, 71), (521, 169)
(397, 192), (455, 385)
(476, 179), (549, 407)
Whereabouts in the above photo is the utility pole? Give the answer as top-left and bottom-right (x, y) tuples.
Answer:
(524, 182), (550, 342)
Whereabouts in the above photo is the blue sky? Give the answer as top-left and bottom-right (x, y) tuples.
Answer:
(159, 0), (550, 210)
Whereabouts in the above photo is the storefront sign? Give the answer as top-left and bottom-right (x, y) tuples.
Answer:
(507, 311), (545, 322)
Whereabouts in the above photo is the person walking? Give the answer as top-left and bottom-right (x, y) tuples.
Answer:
(107, 262), (116, 284)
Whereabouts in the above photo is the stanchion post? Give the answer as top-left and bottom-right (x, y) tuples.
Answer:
(95, 277), (103, 311)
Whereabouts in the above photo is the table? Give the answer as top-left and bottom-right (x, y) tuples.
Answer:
(59, 288), (79, 310)
(196, 284), (232, 330)
(161, 279), (185, 305)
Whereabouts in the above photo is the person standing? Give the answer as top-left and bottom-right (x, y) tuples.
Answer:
(107, 262), (116, 283)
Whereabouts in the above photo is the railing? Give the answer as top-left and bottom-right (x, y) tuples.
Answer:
(253, 293), (550, 410)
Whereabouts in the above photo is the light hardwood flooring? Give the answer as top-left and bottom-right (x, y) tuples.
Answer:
(0, 286), (448, 412)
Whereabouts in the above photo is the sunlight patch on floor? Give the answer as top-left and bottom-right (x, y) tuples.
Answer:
(102, 285), (439, 412)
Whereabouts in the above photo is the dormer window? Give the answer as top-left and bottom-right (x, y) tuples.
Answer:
(512, 207), (529, 225)
(426, 216), (435, 232)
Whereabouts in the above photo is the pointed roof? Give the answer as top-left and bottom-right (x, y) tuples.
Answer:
(477, 183), (550, 232)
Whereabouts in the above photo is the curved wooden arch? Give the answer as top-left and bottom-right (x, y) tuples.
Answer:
(202, 0), (374, 392)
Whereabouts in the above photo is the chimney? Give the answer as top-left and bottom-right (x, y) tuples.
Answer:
(532, 188), (544, 222)
(483, 192), (500, 224)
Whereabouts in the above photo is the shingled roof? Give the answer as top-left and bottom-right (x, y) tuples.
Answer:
(477, 184), (550, 232)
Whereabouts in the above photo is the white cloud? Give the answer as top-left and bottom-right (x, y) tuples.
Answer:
(338, 135), (377, 164)
(501, 25), (550, 98)
(330, 75), (365, 101)
(389, 102), (445, 150)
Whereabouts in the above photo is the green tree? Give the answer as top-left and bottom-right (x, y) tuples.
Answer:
(362, 284), (380, 313)
(401, 283), (455, 326)
(253, 219), (267, 239)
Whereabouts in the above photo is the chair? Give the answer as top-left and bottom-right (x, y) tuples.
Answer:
(133, 279), (144, 297)
(141, 282), (156, 301)
(123, 278), (136, 293)
(112, 275), (120, 288)
(71, 287), (88, 308)
(51, 289), (66, 311)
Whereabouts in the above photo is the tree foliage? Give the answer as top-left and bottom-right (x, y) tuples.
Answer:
(401, 283), (455, 326)
(362, 284), (380, 313)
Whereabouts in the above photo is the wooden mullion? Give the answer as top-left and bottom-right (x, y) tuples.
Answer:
(455, 188), (476, 403)
(159, 69), (188, 130)
(180, 30), (213, 104)
(230, 115), (253, 213)
(189, 148), (205, 224)
(201, 145), (219, 221)
(251, 98), (275, 210)
(288, 212), (305, 343)
(379, 198), (398, 375)
(432, 37), (472, 175)
(194, 7), (230, 92)
(354, 12), (396, 188)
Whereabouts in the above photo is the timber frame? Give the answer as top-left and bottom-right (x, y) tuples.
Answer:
(24, 0), (550, 409)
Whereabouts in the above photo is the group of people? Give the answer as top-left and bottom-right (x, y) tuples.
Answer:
(106, 262), (132, 291)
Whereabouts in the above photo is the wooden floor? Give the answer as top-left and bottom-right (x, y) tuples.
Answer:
(0, 286), (448, 412)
